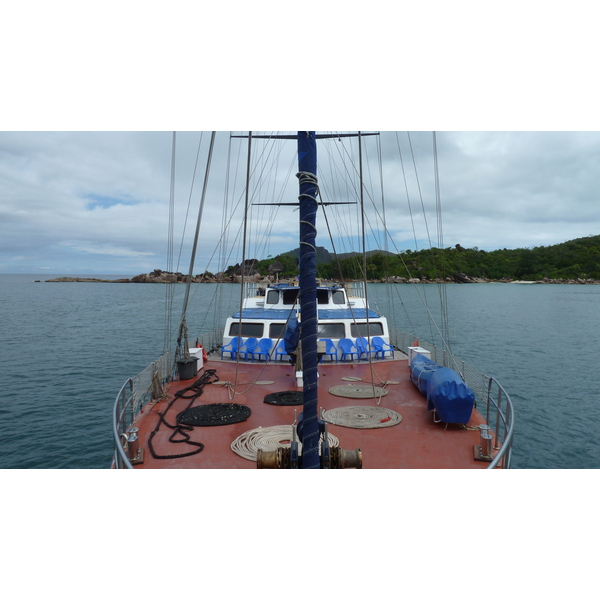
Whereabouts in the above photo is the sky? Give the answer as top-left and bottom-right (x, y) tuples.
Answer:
(2, 2), (600, 276)
(1, 130), (599, 275)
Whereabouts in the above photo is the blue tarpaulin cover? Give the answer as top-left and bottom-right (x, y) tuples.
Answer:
(410, 353), (444, 396)
(410, 353), (475, 424)
(284, 314), (300, 355)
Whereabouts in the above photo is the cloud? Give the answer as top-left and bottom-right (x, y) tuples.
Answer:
(57, 242), (155, 258)
(1, 131), (600, 274)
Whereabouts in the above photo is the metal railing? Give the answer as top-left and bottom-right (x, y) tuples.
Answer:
(199, 326), (225, 355)
(345, 281), (366, 298)
(113, 379), (135, 469)
(112, 327), (225, 468)
(484, 377), (514, 469)
(389, 328), (515, 469)
(112, 349), (174, 469)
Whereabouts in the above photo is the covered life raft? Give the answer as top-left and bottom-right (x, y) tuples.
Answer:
(409, 353), (475, 424)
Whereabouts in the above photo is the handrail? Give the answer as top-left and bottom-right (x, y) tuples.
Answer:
(112, 331), (223, 468)
(112, 380), (134, 469)
(112, 349), (175, 469)
(485, 377), (515, 469)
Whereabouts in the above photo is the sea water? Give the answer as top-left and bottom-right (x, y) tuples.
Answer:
(1, 274), (599, 468)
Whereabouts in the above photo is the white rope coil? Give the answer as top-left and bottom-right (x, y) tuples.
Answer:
(322, 406), (402, 429)
(328, 384), (389, 399)
(231, 425), (340, 462)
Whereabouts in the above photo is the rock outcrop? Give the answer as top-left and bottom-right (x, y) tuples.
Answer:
(130, 269), (185, 283)
(44, 270), (600, 285)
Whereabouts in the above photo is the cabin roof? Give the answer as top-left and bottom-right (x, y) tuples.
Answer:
(267, 283), (343, 290)
(231, 307), (382, 320)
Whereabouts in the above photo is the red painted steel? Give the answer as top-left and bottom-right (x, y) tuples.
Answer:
(133, 356), (491, 469)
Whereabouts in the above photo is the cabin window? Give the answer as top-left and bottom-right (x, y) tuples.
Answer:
(332, 290), (345, 305)
(229, 322), (264, 337)
(351, 322), (384, 337)
(282, 289), (300, 305)
(266, 290), (279, 304)
(317, 290), (329, 304)
(317, 322), (346, 338)
(269, 323), (286, 338)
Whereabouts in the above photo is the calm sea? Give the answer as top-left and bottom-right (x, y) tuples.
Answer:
(1, 274), (599, 469)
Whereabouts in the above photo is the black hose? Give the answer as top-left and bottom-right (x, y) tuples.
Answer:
(147, 369), (219, 460)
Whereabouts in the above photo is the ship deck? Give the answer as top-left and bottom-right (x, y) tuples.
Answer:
(131, 352), (493, 469)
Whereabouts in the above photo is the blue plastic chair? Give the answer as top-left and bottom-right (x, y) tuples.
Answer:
(275, 340), (291, 362)
(356, 337), (377, 361)
(319, 338), (338, 363)
(221, 337), (241, 360)
(372, 336), (394, 359)
(251, 338), (273, 362)
(238, 337), (259, 362)
(339, 338), (360, 362)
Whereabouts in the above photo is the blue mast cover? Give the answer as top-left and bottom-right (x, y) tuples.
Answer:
(297, 131), (320, 469)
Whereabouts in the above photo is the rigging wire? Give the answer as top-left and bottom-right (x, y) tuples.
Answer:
(433, 132), (452, 354)
(215, 133), (235, 332)
(314, 134), (388, 393)
(164, 132), (176, 354)
(169, 131), (452, 369)
(322, 132), (453, 357)
(358, 132), (380, 402)
(386, 133), (455, 357)
(406, 132), (435, 343)
(233, 131), (253, 389)
(175, 132), (204, 274)
(162, 132), (214, 357)
(177, 132), (216, 358)
(182, 133), (288, 352)
(376, 132), (394, 333)
(162, 133), (236, 356)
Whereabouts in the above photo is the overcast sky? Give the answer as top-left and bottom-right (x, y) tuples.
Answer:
(3, 3), (600, 276)
(0, 130), (598, 275)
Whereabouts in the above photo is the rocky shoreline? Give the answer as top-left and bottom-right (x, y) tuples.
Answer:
(43, 270), (201, 283)
(381, 273), (600, 284)
(41, 269), (600, 285)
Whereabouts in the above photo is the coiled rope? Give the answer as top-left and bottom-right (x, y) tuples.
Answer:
(231, 425), (339, 462)
(321, 405), (402, 429)
(328, 384), (389, 399)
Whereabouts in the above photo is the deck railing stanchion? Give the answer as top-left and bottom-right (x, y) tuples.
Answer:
(486, 378), (492, 426)
(130, 379), (135, 428)
(494, 387), (502, 449)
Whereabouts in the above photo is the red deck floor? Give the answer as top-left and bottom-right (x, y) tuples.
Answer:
(132, 354), (493, 469)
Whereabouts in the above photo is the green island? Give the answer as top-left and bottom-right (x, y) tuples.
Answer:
(43, 235), (600, 284)
(228, 234), (600, 284)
